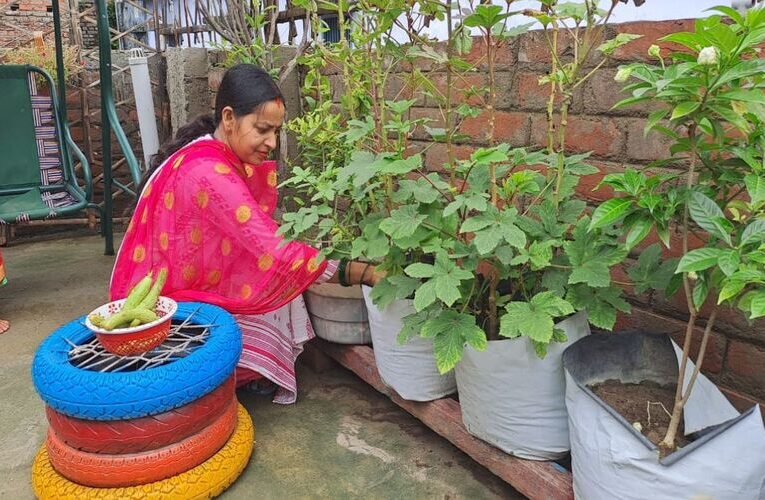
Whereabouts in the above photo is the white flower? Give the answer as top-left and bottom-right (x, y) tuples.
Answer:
(614, 67), (633, 83)
(697, 46), (719, 66)
(648, 44), (661, 59)
(688, 271), (698, 281)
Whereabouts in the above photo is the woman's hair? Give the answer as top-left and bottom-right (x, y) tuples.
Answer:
(137, 64), (283, 194)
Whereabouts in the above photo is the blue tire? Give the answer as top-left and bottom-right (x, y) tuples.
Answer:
(32, 302), (242, 420)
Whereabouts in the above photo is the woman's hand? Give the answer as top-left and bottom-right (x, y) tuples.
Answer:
(331, 260), (386, 287)
(361, 264), (386, 287)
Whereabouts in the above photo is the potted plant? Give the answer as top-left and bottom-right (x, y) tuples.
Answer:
(563, 6), (765, 498)
(361, 0), (641, 459)
(279, 0), (458, 398)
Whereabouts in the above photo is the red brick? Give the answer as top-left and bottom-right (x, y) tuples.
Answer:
(515, 71), (551, 112)
(717, 385), (765, 418)
(518, 29), (574, 65)
(409, 107), (445, 142)
(723, 341), (765, 400)
(464, 36), (517, 71)
(426, 72), (487, 107)
(576, 160), (622, 202)
(423, 142), (475, 172)
(384, 73), (426, 106)
(625, 118), (673, 162)
(614, 306), (726, 374)
(530, 113), (625, 158)
(493, 111), (530, 147)
(609, 20), (696, 62)
(582, 67), (661, 116)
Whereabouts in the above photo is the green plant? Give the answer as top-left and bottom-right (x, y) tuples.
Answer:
(599, 5), (765, 452)
(2, 43), (82, 85)
(281, 0), (639, 374)
(363, 0), (639, 373)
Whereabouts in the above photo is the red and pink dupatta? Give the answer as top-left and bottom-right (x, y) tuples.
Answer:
(110, 137), (327, 313)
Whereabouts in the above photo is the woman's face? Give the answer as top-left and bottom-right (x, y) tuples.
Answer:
(221, 100), (285, 165)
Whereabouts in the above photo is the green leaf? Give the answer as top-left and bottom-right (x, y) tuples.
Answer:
(644, 109), (669, 136)
(718, 277), (747, 304)
(460, 214), (495, 233)
(676, 248), (726, 273)
(413, 280), (438, 311)
(338, 150), (377, 186)
(423, 311), (486, 373)
(689, 192), (733, 245)
(692, 277), (709, 310)
(569, 260), (611, 287)
(474, 226), (504, 255)
(370, 279), (398, 310)
(500, 302), (554, 343)
(626, 218), (653, 251)
(670, 101), (700, 121)
(597, 33), (643, 56)
(718, 250), (741, 277)
(749, 291), (765, 319)
(531, 291), (575, 317)
(745, 174), (765, 207)
(379, 205), (427, 239)
(404, 262), (435, 278)
(589, 198), (633, 231)
(380, 154), (423, 175)
(397, 310), (433, 345)
(741, 219), (765, 247)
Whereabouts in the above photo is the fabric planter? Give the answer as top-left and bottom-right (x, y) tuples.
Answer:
(362, 285), (456, 401)
(304, 283), (371, 345)
(563, 331), (765, 500)
(454, 311), (590, 460)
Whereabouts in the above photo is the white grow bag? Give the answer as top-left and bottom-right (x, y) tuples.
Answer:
(563, 331), (765, 500)
(362, 285), (456, 401)
(455, 311), (590, 460)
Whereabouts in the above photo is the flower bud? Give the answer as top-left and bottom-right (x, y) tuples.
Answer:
(697, 46), (718, 66)
(614, 67), (633, 83)
(648, 44), (661, 58)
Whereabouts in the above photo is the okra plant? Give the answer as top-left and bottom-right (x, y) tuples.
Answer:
(598, 5), (765, 452)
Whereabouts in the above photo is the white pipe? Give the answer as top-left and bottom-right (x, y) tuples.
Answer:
(128, 48), (160, 170)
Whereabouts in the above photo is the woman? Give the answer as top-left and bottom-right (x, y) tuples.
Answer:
(0, 249), (8, 334)
(110, 64), (379, 404)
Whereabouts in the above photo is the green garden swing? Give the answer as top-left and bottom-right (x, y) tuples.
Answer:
(0, 0), (141, 255)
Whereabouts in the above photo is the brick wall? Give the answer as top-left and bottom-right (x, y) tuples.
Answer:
(0, 0), (69, 47)
(322, 19), (765, 415)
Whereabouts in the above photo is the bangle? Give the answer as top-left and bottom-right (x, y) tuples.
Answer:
(338, 259), (350, 287)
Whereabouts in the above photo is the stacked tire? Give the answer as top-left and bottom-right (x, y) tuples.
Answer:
(30, 302), (252, 499)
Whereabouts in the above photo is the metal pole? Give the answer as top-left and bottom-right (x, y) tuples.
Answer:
(95, 0), (115, 255)
(51, 0), (67, 118)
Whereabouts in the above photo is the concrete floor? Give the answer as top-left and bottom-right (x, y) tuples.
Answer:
(0, 233), (521, 499)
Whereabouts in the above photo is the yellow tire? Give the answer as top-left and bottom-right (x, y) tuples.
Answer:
(32, 404), (254, 500)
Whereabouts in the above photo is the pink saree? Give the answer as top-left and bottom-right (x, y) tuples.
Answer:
(110, 135), (335, 403)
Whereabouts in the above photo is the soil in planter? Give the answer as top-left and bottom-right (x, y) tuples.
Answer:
(589, 380), (690, 449)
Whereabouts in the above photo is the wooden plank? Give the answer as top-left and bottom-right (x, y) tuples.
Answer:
(315, 339), (574, 500)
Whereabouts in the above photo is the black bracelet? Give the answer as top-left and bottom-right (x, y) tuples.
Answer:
(338, 259), (350, 287)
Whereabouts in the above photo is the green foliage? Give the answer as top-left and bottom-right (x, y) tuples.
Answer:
(606, 6), (765, 323)
(281, 0), (641, 374)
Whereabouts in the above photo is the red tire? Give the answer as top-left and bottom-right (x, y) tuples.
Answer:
(46, 398), (237, 488)
(46, 375), (235, 454)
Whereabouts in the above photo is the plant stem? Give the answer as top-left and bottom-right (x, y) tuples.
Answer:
(660, 309), (717, 453)
(661, 122), (699, 453)
(446, 0), (456, 186)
